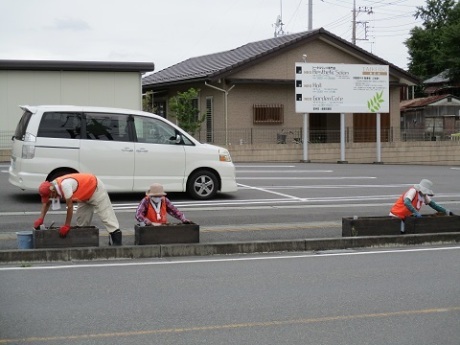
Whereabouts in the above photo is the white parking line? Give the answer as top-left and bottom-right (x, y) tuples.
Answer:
(2, 194), (460, 216)
(237, 176), (377, 180)
(238, 184), (413, 189)
(237, 170), (333, 173)
(235, 165), (296, 168)
(237, 183), (303, 200)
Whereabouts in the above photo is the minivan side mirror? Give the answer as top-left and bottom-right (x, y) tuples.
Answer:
(169, 134), (181, 144)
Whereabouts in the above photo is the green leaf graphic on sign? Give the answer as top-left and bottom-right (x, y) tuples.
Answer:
(367, 91), (384, 112)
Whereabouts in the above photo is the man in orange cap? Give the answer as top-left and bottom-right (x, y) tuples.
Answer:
(35, 173), (122, 245)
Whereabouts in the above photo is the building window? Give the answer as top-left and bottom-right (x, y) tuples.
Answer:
(253, 104), (284, 124)
(191, 98), (200, 122)
(206, 97), (213, 143)
(153, 101), (166, 118)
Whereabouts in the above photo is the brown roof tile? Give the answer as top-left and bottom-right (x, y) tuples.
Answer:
(400, 95), (454, 110)
(143, 27), (418, 88)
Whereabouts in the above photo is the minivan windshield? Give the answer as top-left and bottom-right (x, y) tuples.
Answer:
(13, 110), (32, 140)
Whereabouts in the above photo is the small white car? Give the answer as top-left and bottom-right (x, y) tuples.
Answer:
(9, 105), (237, 199)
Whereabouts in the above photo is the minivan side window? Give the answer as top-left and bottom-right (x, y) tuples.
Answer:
(37, 112), (82, 139)
(84, 113), (131, 142)
(134, 116), (185, 145)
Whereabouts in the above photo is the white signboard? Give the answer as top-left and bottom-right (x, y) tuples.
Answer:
(295, 63), (389, 113)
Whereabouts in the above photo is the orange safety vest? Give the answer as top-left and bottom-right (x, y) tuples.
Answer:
(390, 187), (423, 219)
(144, 196), (168, 224)
(55, 173), (97, 202)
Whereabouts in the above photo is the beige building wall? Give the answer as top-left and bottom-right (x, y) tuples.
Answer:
(0, 70), (142, 133)
(231, 40), (368, 81)
(158, 39), (411, 148)
(212, 41), (402, 141)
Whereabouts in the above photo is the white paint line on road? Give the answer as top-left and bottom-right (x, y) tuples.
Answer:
(237, 170), (333, 173)
(237, 183), (303, 200)
(3, 199), (460, 216)
(237, 176), (377, 180)
(235, 165), (296, 168)
(1, 246), (459, 271)
(238, 184), (413, 189)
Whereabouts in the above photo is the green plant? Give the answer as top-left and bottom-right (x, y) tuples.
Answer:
(451, 132), (460, 141)
(142, 91), (155, 113)
(169, 88), (205, 135)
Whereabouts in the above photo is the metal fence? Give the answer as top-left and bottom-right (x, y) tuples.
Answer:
(0, 131), (13, 149)
(1, 127), (459, 150)
(197, 127), (460, 146)
(400, 129), (458, 142)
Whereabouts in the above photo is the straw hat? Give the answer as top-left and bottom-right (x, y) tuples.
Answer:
(414, 179), (434, 196)
(146, 183), (166, 196)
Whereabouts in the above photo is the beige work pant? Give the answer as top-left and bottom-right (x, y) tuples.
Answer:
(75, 178), (119, 233)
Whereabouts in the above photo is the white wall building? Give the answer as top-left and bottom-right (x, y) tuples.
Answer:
(0, 60), (154, 133)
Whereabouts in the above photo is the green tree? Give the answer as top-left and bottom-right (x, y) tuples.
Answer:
(168, 88), (205, 136)
(441, 4), (460, 81)
(405, 0), (460, 81)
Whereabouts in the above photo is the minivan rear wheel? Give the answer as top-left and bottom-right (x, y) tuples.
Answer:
(47, 169), (77, 182)
(187, 170), (218, 200)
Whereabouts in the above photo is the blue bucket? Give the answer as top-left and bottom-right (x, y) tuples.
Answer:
(16, 231), (34, 249)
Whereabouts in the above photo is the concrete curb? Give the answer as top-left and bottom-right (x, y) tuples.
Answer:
(1, 232), (460, 263)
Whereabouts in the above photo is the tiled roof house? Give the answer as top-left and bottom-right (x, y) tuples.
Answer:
(400, 94), (460, 140)
(422, 70), (460, 97)
(143, 27), (419, 146)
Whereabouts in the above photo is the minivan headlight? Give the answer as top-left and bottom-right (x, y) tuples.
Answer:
(219, 149), (232, 162)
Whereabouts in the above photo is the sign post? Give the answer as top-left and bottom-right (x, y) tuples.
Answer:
(295, 63), (389, 163)
(303, 113), (309, 162)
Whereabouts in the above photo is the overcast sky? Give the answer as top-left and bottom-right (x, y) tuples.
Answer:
(0, 0), (425, 73)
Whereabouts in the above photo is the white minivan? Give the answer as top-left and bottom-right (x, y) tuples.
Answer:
(9, 105), (237, 200)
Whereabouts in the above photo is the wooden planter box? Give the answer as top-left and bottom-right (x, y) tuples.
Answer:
(405, 214), (460, 234)
(135, 223), (200, 245)
(342, 216), (403, 237)
(33, 226), (99, 248)
(342, 214), (460, 237)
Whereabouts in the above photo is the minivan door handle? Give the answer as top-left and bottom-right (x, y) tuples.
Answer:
(121, 147), (134, 152)
(136, 148), (148, 153)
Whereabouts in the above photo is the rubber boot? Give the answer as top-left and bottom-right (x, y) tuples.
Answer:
(109, 229), (122, 246)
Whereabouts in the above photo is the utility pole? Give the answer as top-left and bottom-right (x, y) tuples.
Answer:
(273, 0), (285, 37)
(352, 0), (356, 44)
(308, 0), (312, 30)
(352, 1), (373, 44)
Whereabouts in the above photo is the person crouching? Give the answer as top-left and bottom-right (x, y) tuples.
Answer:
(135, 183), (192, 226)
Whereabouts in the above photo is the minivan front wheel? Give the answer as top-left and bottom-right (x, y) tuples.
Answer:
(187, 170), (218, 200)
